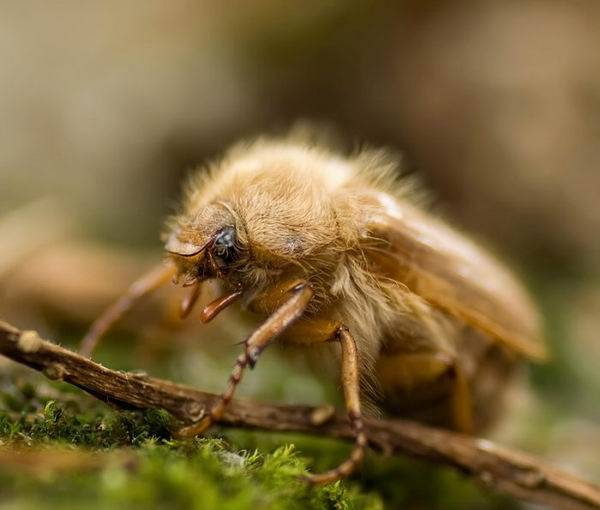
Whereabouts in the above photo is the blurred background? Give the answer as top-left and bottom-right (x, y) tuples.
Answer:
(0, 1), (599, 508)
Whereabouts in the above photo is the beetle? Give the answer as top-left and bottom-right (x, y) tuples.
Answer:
(80, 133), (546, 483)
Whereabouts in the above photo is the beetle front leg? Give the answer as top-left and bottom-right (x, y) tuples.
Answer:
(176, 280), (313, 438)
(79, 261), (177, 358)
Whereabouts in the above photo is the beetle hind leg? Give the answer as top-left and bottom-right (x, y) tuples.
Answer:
(377, 351), (474, 433)
(449, 359), (474, 434)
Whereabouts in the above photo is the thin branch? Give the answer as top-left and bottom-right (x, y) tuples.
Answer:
(0, 320), (598, 510)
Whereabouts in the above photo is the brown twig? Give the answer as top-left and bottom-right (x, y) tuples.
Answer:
(0, 320), (598, 510)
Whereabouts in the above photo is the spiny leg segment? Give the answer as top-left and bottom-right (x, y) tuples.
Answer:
(176, 281), (314, 438)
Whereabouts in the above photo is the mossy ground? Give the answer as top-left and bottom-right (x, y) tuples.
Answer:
(2, 278), (594, 510)
(2, 280), (592, 510)
(0, 370), (515, 510)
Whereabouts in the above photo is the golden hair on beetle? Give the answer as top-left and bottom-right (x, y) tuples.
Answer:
(80, 130), (546, 484)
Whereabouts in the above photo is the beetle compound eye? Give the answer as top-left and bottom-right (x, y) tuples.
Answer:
(213, 226), (238, 264)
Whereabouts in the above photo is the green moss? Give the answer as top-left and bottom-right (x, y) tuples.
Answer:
(0, 363), (526, 510)
(0, 372), (520, 509)
(223, 429), (515, 510)
(0, 437), (381, 510)
(0, 400), (168, 449)
(0, 378), (382, 510)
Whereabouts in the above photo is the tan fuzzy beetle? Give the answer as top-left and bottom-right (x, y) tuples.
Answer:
(80, 131), (547, 484)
